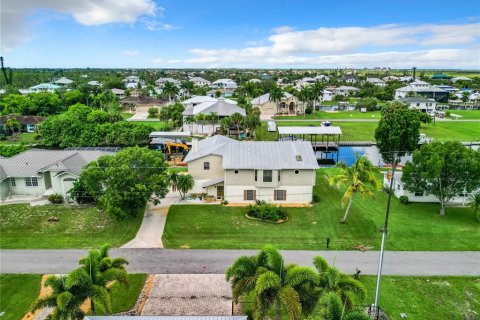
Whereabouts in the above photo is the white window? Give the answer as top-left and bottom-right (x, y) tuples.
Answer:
(274, 190), (286, 201)
(25, 177), (38, 187)
(263, 170), (273, 183)
(203, 162), (210, 170)
(10, 178), (16, 187)
(63, 177), (76, 182)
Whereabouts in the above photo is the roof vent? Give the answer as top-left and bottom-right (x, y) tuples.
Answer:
(296, 155), (302, 161)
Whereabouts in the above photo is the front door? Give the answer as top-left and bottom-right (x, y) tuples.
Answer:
(216, 186), (224, 199)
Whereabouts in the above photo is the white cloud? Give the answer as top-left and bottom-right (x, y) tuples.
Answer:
(185, 23), (480, 68)
(152, 58), (164, 64)
(122, 50), (140, 57)
(1, 0), (160, 52)
(271, 25), (295, 34)
(142, 20), (179, 31)
(167, 59), (182, 64)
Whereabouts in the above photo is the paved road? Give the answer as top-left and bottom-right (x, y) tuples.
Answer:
(1, 249), (479, 276)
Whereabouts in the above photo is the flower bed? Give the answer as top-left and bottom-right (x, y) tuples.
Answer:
(246, 201), (288, 223)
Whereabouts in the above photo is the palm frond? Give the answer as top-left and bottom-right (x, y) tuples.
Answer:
(286, 266), (319, 287)
(280, 286), (302, 320)
(313, 256), (330, 274)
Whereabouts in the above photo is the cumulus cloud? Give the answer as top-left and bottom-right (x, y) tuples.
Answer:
(142, 20), (179, 31)
(185, 23), (480, 68)
(1, 0), (160, 52)
(271, 25), (295, 34)
(122, 50), (140, 57)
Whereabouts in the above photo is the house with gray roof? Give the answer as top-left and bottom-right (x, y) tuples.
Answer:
(398, 97), (436, 114)
(0, 149), (113, 202)
(182, 98), (245, 135)
(394, 80), (449, 102)
(184, 135), (318, 203)
(189, 77), (211, 87)
(54, 77), (74, 86)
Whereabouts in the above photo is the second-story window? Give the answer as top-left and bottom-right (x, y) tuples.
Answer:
(278, 171), (281, 182)
(204, 162), (210, 170)
(263, 170), (273, 183)
(255, 170), (258, 181)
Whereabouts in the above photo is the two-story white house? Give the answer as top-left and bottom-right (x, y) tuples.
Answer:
(184, 136), (319, 204)
(398, 97), (437, 114)
(210, 79), (238, 90)
(189, 77), (211, 87)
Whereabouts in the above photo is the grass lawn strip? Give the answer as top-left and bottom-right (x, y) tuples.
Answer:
(162, 169), (480, 251)
(0, 204), (142, 249)
(0, 274), (42, 320)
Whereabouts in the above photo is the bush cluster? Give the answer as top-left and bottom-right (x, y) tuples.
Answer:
(48, 193), (64, 204)
(247, 201), (287, 222)
(399, 195), (409, 205)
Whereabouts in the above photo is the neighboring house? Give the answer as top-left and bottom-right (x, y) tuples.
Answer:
(321, 90), (334, 102)
(434, 85), (458, 93)
(206, 89), (234, 98)
(339, 75), (358, 83)
(156, 77), (181, 88)
(366, 77), (386, 87)
(383, 76), (399, 82)
(123, 75), (140, 83)
(210, 79), (238, 90)
(54, 77), (74, 86)
(123, 75), (144, 89)
(0, 149), (114, 202)
(251, 92), (300, 116)
(182, 98), (245, 134)
(0, 115), (45, 134)
(451, 76), (472, 83)
(394, 80), (449, 102)
(18, 89), (32, 95)
(87, 80), (101, 86)
(383, 172), (476, 206)
(189, 77), (211, 86)
(184, 135), (318, 203)
(398, 97), (436, 113)
(29, 83), (61, 93)
(111, 88), (125, 99)
(249, 78), (261, 83)
(333, 86), (360, 96)
(398, 76), (414, 82)
(119, 96), (165, 110)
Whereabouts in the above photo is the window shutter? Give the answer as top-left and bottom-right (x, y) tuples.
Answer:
(244, 190), (247, 200)
(284, 190), (287, 200)
(274, 190), (277, 201)
(253, 190), (256, 200)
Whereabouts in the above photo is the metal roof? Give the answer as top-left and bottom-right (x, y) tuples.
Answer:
(278, 126), (342, 135)
(85, 317), (247, 320)
(202, 177), (224, 187)
(183, 99), (245, 117)
(184, 136), (236, 162)
(251, 92), (294, 105)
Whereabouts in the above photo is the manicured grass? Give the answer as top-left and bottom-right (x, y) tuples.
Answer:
(446, 110), (480, 119)
(93, 274), (148, 315)
(256, 121), (480, 142)
(131, 121), (172, 131)
(163, 169), (480, 251)
(0, 133), (40, 145)
(360, 276), (480, 320)
(0, 274), (42, 320)
(121, 112), (134, 119)
(0, 204), (142, 249)
(275, 111), (382, 120)
(167, 166), (188, 173)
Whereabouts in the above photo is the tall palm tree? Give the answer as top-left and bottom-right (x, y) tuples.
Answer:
(318, 292), (370, 320)
(243, 113), (261, 139)
(226, 245), (319, 320)
(183, 116), (195, 133)
(176, 174), (194, 199)
(220, 116), (231, 136)
(310, 82), (324, 109)
(468, 192), (480, 222)
(269, 87), (284, 115)
(329, 154), (380, 223)
(313, 256), (366, 310)
(32, 275), (87, 320)
(180, 80), (194, 98)
(77, 243), (129, 315)
(229, 112), (245, 138)
(208, 111), (218, 132)
(168, 171), (179, 192)
(163, 81), (179, 103)
(298, 87), (311, 114)
(194, 114), (206, 134)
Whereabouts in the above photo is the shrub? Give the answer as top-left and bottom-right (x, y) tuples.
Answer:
(48, 193), (64, 204)
(0, 145), (29, 157)
(148, 107), (159, 118)
(399, 195), (409, 205)
(247, 202), (287, 222)
(445, 111), (451, 117)
(305, 106), (313, 114)
(312, 194), (320, 203)
(355, 98), (377, 111)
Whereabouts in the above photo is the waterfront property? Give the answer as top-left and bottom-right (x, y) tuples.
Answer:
(251, 92), (301, 116)
(184, 135), (318, 203)
(394, 80), (449, 102)
(398, 96), (437, 114)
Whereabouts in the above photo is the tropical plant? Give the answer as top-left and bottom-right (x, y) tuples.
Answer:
(468, 192), (480, 222)
(310, 82), (324, 108)
(314, 292), (370, 320)
(180, 80), (194, 97)
(169, 170), (179, 192)
(329, 154), (380, 223)
(176, 174), (194, 199)
(269, 87), (284, 114)
(226, 245), (319, 320)
(162, 81), (179, 103)
(229, 112), (244, 138)
(194, 113), (207, 134)
(220, 116), (231, 136)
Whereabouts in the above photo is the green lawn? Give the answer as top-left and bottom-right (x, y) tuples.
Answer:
(121, 112), (134, 119)
(275, 111), (382, 120)
(131, 120), (172, 131)
(446, 110), (480, 119)
(0, 274), (42, 320)
(361, 276), (480, 320)
(0, 204), (142, 249)
(242, 276), (480, 320)
(256, 121), (480, 142)
(93, 274), (147, 315)
(0, 133), (40, 145)
(163, 169), (480, 251)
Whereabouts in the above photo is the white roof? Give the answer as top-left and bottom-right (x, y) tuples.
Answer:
(211, 78), (236, 84)
(182, 96), (218, 105)
(87, 80), (101, 86)
(111, 88), (125, 94)
(251, 92), (294, 105)
(278, 126), (342, 135)
(183, 98), (245, 117)
(335, 86), (360, 91)
(54, 77), (73, 84)
(184, 136), (318, 170)
(189, 77), (210, 83)
(156, 77), (180, 84)
(149, 131), (191, 138)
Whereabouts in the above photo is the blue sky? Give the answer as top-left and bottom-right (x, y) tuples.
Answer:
(2, 0), (480, 68)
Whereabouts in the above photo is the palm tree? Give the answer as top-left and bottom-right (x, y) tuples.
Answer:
(207, 111), (218, 132)
(176, 174), (194, 199)
(32, 275), (87, 320)
(194, 114), (206, 134)
(313, 256), (366, 310)
(163, 81), (179, 103)
(468, 192), (480, 222)
(329, 154), (380, 223)
(183, 116), (195, 133)
(180, 80), (194, 98)
(298, 87), (311, 114)
(226, 245), (319, 320)
(229, 112), (244, 138)
(4, 118), (20, 136)
(310, 82), (324, 109)
(243, 113), (261, 139)
(220, 117), (231, 136)
(77, 243), (129, 315)
(269, 87), (284, 115)
(169, 171), (179, 192)
(318, 292), (370, 320)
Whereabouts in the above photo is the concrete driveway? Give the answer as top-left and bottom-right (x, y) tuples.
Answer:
(122, 191), (180, 248)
